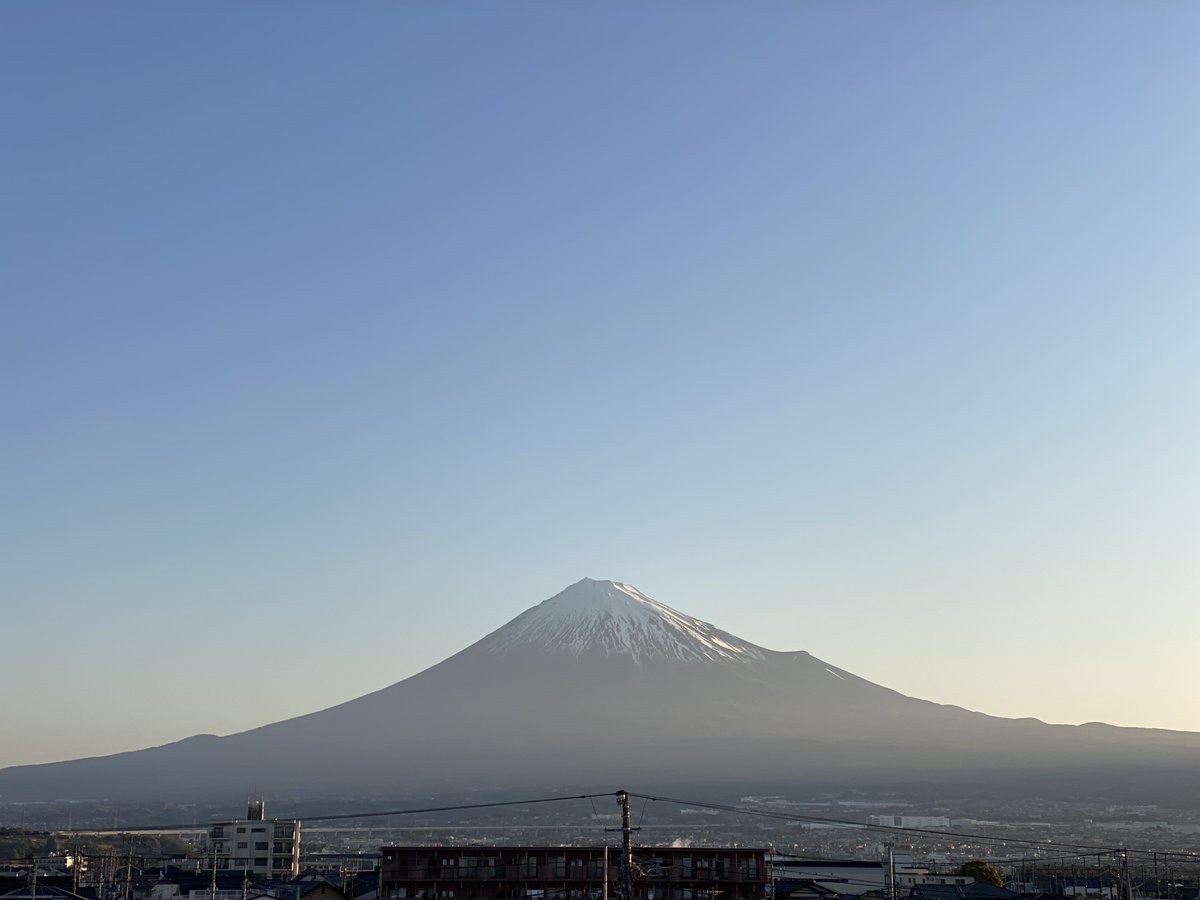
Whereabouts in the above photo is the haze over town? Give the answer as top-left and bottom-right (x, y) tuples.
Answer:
(4, 0), (1198, 783)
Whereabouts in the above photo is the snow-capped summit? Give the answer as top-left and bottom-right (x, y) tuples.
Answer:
(481, 577), (766, 663)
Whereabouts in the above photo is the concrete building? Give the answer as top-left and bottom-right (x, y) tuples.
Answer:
(379, 846), (766, 900)
(205, 801), (302, 879)
(866, 817), (951, 829)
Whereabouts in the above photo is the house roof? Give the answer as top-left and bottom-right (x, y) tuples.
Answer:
(910, 884), (1017, 900)
(298, 883), (346, 899)
(0, 887), (92, 900)
(777, 878), (847, 898)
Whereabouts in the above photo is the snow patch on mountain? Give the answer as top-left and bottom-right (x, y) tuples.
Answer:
(483, 578), (766, 664)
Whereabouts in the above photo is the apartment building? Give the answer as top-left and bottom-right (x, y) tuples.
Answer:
(205, 801), (302, 879)
(379, 846), (766, 900)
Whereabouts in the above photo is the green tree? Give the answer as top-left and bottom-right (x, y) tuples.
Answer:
(957, 861), (1003, 888)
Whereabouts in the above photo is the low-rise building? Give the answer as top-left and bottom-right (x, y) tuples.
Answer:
(896, 872), (973, 888)
(379, 846), (766, 900)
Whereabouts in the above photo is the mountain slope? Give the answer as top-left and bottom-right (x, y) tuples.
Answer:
(2, 578), (1199, 804)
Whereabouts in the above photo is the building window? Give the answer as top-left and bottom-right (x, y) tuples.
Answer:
(255, 858), (268, 867)
(237, 843), (247, 850)
(237, 828), (246, 834)
(252, 827), (266, 833)
(255, 842), (269, 851)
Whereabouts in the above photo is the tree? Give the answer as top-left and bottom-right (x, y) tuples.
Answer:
(957, 861), (1003, 888)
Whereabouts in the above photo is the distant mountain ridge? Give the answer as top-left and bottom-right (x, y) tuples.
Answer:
(2, 578), (1199, 805)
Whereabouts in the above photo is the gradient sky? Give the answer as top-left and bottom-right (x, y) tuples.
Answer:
(3, 3), (1198, 770)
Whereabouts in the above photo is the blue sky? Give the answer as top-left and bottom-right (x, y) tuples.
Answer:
(3, 3), (1198, 768)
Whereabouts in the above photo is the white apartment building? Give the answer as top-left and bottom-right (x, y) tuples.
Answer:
(866, 815), (951, 829)
(205, 801), (301, 879)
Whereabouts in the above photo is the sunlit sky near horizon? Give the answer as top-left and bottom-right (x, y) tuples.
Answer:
(3, 3), (1198, 769)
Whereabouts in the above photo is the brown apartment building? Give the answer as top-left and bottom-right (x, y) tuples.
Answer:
(379, 847), (767, 900)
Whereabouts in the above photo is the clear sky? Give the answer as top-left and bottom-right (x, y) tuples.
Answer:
(2, 3), (1197, 770)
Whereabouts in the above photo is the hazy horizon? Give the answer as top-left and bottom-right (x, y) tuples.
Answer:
(4, 3), (1198, 770)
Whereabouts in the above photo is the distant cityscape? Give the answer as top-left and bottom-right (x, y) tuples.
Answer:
(3, 791), (1198, 900)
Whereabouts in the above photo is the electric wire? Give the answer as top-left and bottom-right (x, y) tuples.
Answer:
(48, 794), (617, 835)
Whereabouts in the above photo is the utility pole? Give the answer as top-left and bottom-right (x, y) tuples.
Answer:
(614, 791), (637, 900)
(210, 843), (218, 900)
(124, 846), (133, 900)
(1120, 852), (1133, 900)
(31, 857), (38, 900)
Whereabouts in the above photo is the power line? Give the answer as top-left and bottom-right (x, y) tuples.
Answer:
(47, 793), (618, 835)
(302, 793), (618, 825)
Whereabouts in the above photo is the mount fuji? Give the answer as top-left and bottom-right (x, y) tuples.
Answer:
(3, 578), (1199, 804)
